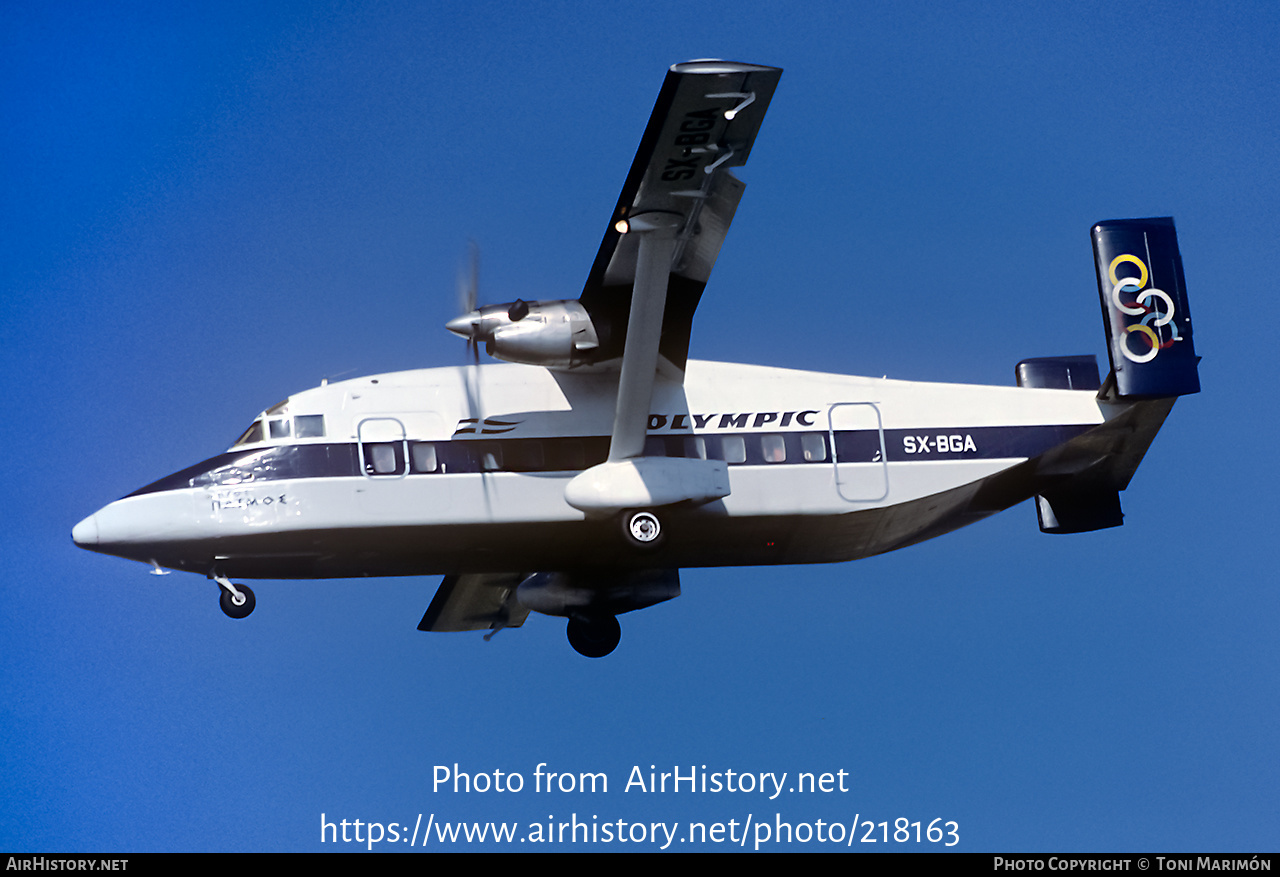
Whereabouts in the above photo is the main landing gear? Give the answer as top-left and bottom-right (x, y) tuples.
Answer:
(621, 509), (664, 550)
(567, 615), (621, 658)
(213, 575), (256, 619)
(556, 509), (667, 656)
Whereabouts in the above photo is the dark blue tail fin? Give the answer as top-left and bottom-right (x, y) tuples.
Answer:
(1092, 217), (1200, 398)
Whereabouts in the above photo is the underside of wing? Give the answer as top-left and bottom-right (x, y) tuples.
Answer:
(579, 60), (782, 374)
(417, 573), (531, 632)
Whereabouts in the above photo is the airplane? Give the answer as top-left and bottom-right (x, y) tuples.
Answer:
(71, 60), (1200, 657)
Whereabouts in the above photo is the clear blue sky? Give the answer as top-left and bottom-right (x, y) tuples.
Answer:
(3, 0), (1277, 852)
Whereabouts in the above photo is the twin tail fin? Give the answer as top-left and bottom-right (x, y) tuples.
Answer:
(1091, 217), (1199, 398)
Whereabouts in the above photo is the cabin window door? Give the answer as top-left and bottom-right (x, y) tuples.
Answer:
(828, 403), (888, 502)
(358, 418), (407, 478)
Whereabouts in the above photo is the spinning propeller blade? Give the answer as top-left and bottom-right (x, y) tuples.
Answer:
(455, 240), (481, 363)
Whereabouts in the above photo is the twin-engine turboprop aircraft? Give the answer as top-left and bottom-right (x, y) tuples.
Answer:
(72, 61), (1199, 657)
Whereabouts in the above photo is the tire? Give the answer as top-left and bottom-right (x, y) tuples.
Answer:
(621, 509), (664, 550)
(567, 615), (621, 658)
(219, 583), (256, 619)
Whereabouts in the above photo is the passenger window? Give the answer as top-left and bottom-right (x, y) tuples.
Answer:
(507, 441), (544, 471)
(802, 433), (827, 462)
(684, 436), (707, 460)
(526, 442), (545, 470)
(720, 435), (746, 464)
(295, 415), (325, 438)
(269, 418), (291, 439)
(461, 442), (503, 471)
(363, 442), (404, 476)
(762, 434), (786, 463)
(410, 442), (438, 473)
(643, 436), (667, 457)
(558, 440), (585, 470)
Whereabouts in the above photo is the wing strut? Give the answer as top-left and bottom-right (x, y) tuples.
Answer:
(565, 212), (730, 516)
(608, 214), (681, 461)
(564, 60), (783, 516)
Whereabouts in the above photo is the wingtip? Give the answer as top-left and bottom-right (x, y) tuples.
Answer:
(670, 60), (781, 75)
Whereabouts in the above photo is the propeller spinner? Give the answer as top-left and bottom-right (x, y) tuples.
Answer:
(444, 244), (600, 370)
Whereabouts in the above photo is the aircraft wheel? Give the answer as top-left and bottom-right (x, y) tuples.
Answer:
(219, 583), (256, 619)
(567, 615), (621, 658)
(621, 509), (664, 550)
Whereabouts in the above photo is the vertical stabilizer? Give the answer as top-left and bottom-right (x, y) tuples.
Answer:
(1092, 217), (1199, 398)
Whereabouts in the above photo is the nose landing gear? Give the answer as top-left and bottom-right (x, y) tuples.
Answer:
(213, 575), (256, 619)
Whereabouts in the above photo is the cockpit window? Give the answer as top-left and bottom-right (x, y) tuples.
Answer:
(269, 418), (291, 439)
(294, 415), (325, 438)
(233, 420), (264, 447)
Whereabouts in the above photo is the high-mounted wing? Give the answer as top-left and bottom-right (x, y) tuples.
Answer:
(563, 62), (781, 514)
(442, 63), (782, 515)
(442, 61), (780, 389)
(579, 61), (781, 469)
(578, 61), (782, 376)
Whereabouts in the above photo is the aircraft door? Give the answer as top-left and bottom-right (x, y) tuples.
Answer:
(358, 417), (407, 477)
(355, 417), (407, 519)
(828, 403), (888, 502)
(355, 413), (451, 519)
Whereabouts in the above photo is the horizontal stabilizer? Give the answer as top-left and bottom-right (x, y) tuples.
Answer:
(1092, 217), (1199, 398)
(1021, 395), (1175, 533)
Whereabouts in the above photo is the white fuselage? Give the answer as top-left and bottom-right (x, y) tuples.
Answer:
(74, 359), (1113, 579)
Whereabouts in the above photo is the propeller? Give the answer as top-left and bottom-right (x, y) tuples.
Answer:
(450, 241), (488, 443)
(455, 240), (481, 363)
(450, 241), (498, 512)
(447, 242), (532, 360)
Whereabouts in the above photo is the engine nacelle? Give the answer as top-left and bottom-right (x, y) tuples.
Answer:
(446, 299), (600, 369)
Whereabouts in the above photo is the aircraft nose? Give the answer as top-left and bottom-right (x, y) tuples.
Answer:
(69, 492), (193, 563)
(72, 513), (99, 547)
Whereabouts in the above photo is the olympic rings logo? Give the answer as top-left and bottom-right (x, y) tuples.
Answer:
(1108, 253), (1180, 364)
